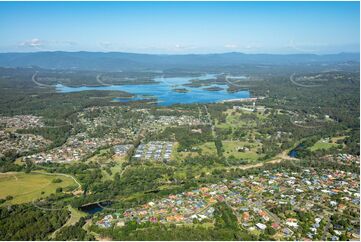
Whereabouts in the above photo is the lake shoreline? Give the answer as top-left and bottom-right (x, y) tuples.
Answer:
(56, 74), (251, 106)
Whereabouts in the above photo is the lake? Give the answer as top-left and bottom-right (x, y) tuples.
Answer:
(289, 144), (305, 158)
(56, 74), (251, 106)
(79, 201), (112, 214)
(289, 149), (298, 158)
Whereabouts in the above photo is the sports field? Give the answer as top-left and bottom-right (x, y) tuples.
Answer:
(0, 172), (76, 205)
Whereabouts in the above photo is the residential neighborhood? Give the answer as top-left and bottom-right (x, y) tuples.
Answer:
(0, 115), (44, 130)
(24, 133), (124, 163)
(96, 166), (360, 240)
(132, 141), (174, 162)
(0, 115), (50, 159)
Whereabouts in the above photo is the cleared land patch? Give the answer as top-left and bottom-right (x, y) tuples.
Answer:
(171, 142), (217, 161)
(310, 136), (344, 152)
(0, 172), (76, 205)
(223, 140), (263, 161)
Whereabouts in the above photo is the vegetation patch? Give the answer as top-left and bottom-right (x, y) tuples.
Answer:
(0, 172), (76, 205)
(309, 136), (345, 152)
(222, 140), (263, 161)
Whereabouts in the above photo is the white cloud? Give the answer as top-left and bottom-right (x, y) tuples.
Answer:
(224, 44), (238, 49)
(52, 40), (77, 47)
(20, 38), (43, 48)
(173, 44), (196, 51)
(286, 39), (319, 53)
(98, 41), (114, 51)
(18, 39), (78, 51)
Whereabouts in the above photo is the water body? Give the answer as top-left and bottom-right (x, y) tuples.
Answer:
(289, 144), (305, 158)
(79, 201), (112, 214)
(289, 150), (298, 158)
(56, 74), (250, 106)
(79, 203), (103, 214)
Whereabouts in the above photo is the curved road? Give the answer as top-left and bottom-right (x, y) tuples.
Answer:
(290, 73), (322, 88)
(224, 74), (243, 88)
(289, 116), (323, 129)
(96, 74), (112, 86)
(32, 72), (54, 88)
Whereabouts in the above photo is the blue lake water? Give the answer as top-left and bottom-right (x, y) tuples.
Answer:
(289, 144), (305, 158)
(80, 203), (103, 214)
(80, 201), (112, 214)
(289, 150), (298, 158)
(56, 74), (250, 106)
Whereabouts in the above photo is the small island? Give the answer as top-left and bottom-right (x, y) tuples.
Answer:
(203, 86), (224, 91)
(172, 88), (189, 93)
(183, 83), (203, 88)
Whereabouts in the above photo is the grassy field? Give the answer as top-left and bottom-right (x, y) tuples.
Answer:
(101, 162), (125, 181)
(217, 107), (268, 129)
(87, 148), (113, 164)
(310, 137), (344, 152)
(215, 108), (268, 143)
(171, 142), (217, 161)
(65, 206), (87, 225)
(14, 158), (24, 165)
(198, 142), (217, 156)
(222, 140), (263, 161)
(87, 147), (128, 181)
(216, 112), (253, 129)
(171, 139), (263, 162)
(310, 141), (337, 151)
(0, 172), (76, 205)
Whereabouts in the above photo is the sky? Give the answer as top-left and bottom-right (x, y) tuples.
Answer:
(0, 1), (359, 54)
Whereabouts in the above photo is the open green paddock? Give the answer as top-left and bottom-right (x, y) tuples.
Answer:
(222, 140), (263, 161)
(0, 172), (77, 205)
(309, 136), (345, 152)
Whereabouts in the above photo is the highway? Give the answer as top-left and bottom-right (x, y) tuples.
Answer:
(290, 73), (322, 88)
(31, 72), (54, 88)
(96, 74), (112, 86)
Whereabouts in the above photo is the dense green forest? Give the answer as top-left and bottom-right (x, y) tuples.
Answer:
(0, 205), (69, 240)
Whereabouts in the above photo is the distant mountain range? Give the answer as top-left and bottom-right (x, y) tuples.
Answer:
(0, 51), (359, 71)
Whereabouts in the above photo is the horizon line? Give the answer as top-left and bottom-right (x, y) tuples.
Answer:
(0, 50), (359, 56)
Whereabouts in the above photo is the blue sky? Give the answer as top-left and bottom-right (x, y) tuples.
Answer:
(0, 1), (359, 54)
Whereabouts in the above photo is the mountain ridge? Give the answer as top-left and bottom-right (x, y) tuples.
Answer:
(0, 51), (358, 71)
